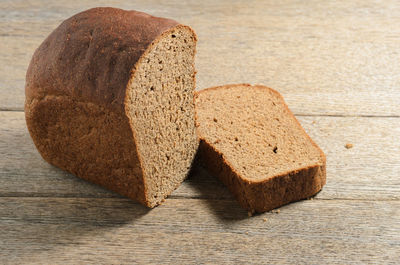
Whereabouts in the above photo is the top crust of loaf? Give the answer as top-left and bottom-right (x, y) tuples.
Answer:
(195, 83), (326, 183)
(25, 7), (182, 113)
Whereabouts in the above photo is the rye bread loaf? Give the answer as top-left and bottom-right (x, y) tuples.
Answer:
(25, 7), (199, 207)
(195, 84), (326, 213)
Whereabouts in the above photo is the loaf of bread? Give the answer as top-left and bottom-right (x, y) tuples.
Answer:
(195, 84), (326, 213)
(25, 7), (199, 207)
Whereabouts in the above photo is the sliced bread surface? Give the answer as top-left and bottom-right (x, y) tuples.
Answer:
(195, 84), (326, 213)
(25, 7), (198, 207)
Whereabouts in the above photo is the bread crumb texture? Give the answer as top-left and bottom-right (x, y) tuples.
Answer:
(195, 84), (325, 181)
(126, 26), (198, 206)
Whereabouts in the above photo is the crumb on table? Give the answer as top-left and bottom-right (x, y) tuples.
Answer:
(345, 143), (353, 149)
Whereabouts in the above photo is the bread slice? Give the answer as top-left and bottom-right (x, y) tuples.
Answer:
(25, 7), (199, 207)
(195, 84), (326, 213)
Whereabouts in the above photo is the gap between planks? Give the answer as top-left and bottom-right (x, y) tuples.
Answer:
(1, 109), (399, 118)
(0, 194), (399, 202)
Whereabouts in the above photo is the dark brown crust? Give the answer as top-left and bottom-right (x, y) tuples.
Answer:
(25, 8), (184, 207)
(195, 84), (327, 213)
(25, 95), (146, 204)
(25, 7), (178, 112)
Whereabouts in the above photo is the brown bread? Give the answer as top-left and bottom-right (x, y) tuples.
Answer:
(25, 7), (198, 207)
(195, 84), (326, 213)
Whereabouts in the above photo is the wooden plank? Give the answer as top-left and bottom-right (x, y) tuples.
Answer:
(1, 0), (400, 115)
(1, 1), (400, 263)
(0, 197), (399, 264)
(1, 111), (399, 200)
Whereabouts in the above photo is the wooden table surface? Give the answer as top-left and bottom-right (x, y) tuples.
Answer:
(1, 0), (399, 264)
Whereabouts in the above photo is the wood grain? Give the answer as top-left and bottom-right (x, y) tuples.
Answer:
(1, 1), (400, 264)
(1, 0), (400, 115)
(1, 197), (399, 264)
(1, 112), (399, 201)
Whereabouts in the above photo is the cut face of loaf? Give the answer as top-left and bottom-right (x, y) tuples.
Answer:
(25, 8), (198, 207)
(195, 84), (326, 213)
(125, 26), (198, 205)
